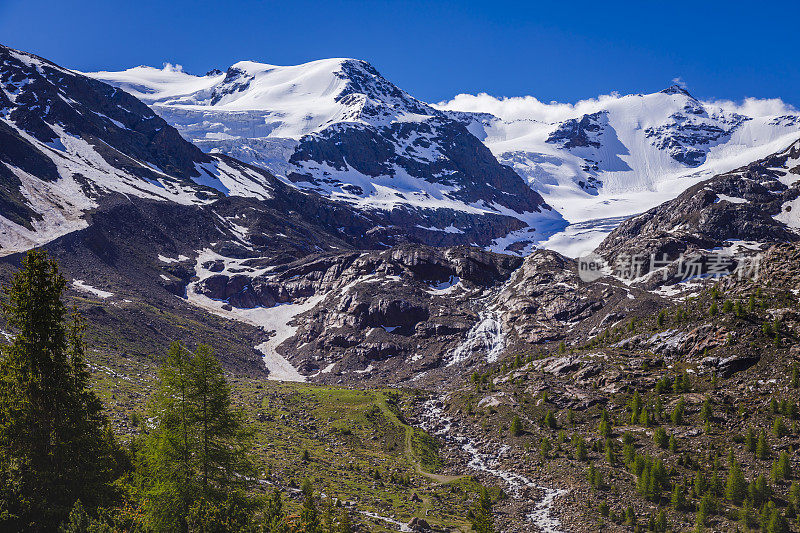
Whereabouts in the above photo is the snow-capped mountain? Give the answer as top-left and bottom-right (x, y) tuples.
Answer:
(89, 60), (800, 256)
(439, 87), (800, 229)
(0, 44), (289, 253)
(87, 60), (565, 255)
(0, 44), (558, 256)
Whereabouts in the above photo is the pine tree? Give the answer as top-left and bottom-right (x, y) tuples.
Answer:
(768, 509), (790, 533)
(654, 427), (668, 449)
(671, 399), (686, 425)
(757, 431), (770, 460)
(693, 469), (707, 498)
(60, 500), (90, 533)
(790, 482), (800, 511)
(654, 509), (667, 532)
(604, 439), (615, 466)
(624, 506), (637, 527)
(540, 437), (552, 459)
(700, 397), (713, 421)
(668, 435), (678, 453)
(510, 415), (523, 436)
(469, 488), (494, 533)
(773, 451), (792, 482)
(773, 417), (788, 438)
(574, 437), (588, 461)
(749, 474), (772, 507)
(725, 460), (747, 505)
(300, 479), (321, 533)
(543, 410), (557, 430)
(670, 484), (686, 511)
(745, 427), (757, 453)
(598, 409), (612, 438)
(697, 493), (715, 525)
(739, 499), (756, 530)
(263, 488), (287, 532)
(0, 251), (122, 531)
(138, 342), (254, 532)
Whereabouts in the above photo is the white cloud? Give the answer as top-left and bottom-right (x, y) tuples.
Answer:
(705, 96), (797, 117)
(161, 62), (184, 73)
(671, 77), (688, 89)
(435, 92), (621, 124)
(436, 90), (797, 124)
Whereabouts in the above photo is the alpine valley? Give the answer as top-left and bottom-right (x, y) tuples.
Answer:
(2, 42), (800, 532)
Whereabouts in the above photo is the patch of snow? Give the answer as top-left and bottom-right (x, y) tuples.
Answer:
(72, 279), (113, 299)
(184, 249), (321, 382)
(426, 275), (461, 295)
(716, 194), (749, 204)
(775, 197), (800, 229)
(353, 364), (374, 374)
(158, 254), (190, 263)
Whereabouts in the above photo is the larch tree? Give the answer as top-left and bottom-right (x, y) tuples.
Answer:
(138, 342), (254, 532)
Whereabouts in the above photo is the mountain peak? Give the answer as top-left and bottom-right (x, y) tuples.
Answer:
(660, 84), (694, 98)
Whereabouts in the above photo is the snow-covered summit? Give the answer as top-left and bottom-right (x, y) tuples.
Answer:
(87, 58), (436, 139)
(89, 58), (561, 255)
(438, 87), (800, 226)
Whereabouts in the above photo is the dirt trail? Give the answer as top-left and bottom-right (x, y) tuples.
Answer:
(375, 392), (466, 485)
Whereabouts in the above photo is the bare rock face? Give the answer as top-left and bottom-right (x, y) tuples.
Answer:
(494, 250), (665, 346)
(194, 244), (523, 384)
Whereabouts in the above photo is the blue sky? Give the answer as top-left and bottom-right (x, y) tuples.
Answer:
(1, 0), (797, 107)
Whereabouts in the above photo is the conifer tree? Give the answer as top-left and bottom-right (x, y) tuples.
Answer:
(671, 398), (686, 425)
(263, 488), (287, 532)
(598, 409), (612, 438)
(757, 431), (770, 460)
(0, 251), (121, 531)
(138, 342), (254, 532)
(670, 484), (686, 511)
(543, 410), (557, 430)
(469, 487), (494, 533)
(725, 460), (747, 505)
(300, 479), (321, 533)
(510, 415), (523, 436)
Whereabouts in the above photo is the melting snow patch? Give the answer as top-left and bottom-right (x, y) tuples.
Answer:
(185, 249), (319, 382)
(426, 275), (461, 295)
(716, 194), (749, 204)
(72, 280), (113, 299)
(158, 254), (190, 263)
(775, 197), (800, 229)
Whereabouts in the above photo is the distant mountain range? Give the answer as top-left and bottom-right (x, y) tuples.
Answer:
(88, 60), (800, 254)
(4, 43), (800, 532)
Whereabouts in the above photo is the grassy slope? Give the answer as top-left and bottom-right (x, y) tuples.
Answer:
(89, 350), (488, 532)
